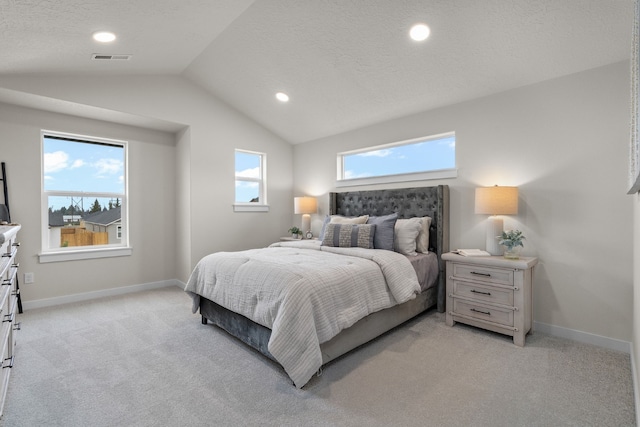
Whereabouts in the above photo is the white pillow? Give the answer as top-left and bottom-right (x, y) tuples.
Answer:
(330, 215), (369, 224)
(416, 216), (432, 253)
(394, 218), (423, 256)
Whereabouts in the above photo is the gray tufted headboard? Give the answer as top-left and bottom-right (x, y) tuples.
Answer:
(329, 185), (450, 312)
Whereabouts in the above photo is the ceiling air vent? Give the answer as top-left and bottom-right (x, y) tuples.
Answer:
(91, 54), (132, 61)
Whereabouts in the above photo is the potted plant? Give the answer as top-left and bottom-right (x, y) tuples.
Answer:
(288, 226), (302, 239)
(498, 229), (525, 259)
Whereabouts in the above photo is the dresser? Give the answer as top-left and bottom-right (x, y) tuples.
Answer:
(0, 225), (20, 417)
(442, 252), (537, 346)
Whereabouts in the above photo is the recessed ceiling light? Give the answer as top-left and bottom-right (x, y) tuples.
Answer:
(93, 31), (116, 43)
(409, 24), (430, 42)
(276, 92), (289, 102)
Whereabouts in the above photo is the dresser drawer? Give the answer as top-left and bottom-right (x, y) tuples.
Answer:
(450, 263), (514, 286)
(453, 299), (514, 326)
(453, 280), (513, 306)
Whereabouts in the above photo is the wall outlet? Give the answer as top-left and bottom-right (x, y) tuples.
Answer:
(24, 272), (34, 284)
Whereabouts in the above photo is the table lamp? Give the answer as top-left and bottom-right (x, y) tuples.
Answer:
(294, 196), (317, 235)
(475, 186), (518, 255)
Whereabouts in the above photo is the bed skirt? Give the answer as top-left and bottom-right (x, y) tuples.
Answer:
(200, 284), (437, 367)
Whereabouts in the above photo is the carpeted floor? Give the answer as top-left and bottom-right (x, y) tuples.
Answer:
(1, 286), (635, 426)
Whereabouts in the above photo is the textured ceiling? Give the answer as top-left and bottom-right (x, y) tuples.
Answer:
(0, 0), (634, 144)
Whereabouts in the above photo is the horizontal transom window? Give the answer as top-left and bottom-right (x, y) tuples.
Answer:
(337, 132), (457, 186)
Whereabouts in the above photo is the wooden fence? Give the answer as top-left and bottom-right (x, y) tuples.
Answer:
(61, 227), (108, 247)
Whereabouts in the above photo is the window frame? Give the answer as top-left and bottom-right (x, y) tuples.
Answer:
(336, 132), (457, 187)
(39, 130), (131, 263)
(233, 149), (269, 212)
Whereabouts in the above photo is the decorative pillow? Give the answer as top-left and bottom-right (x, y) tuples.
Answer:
(319, 214), (370, 240)
(322, 223), (376, 249)
(330, 214), (369, 224)
(394, 218), (423, 256)
(366, 213), (398, 251)
(416, 216), (433, 253)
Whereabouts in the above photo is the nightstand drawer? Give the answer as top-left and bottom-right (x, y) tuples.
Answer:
(451, 263), (514, 286)
(453, 280), (513, 305)
(453, 300), (514, 326)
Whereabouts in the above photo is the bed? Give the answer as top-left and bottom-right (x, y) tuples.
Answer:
(185, 185), (449, 388)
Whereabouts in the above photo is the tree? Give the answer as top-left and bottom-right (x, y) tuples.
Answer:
(89, 199), (102, 213)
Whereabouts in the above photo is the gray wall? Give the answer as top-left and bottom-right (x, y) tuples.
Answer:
(294, 61), (633, 342)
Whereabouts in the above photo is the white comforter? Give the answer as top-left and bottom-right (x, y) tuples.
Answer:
(184, 240), (420, 388)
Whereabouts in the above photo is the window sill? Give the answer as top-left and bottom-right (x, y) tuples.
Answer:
(233, 204), (270, 212)
(39, 246), (133, 263)
(336, 169), (458, 188)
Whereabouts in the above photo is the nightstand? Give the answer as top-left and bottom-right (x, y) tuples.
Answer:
(442, 252), (538, 346)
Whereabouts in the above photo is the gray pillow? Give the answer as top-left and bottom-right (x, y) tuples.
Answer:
(321, 223), (376, 249)
(366, 213), (398, 251)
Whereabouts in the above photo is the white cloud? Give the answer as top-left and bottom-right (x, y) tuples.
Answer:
(235, 167), (260, 179)
(71, 159), (85, 169)
(356, 149), (392, 158)
(439, 139), (456, 149)
(94, 158), (123, 176)
(44, 151), (69, 173)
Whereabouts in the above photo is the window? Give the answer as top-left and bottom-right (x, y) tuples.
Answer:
(234, 149), (268, 212)
(337, 132), (457, 186)
(40, 131), (130, 262)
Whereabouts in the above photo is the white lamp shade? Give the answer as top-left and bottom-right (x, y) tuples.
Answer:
(475, 186), (518, 255)
(294, 197), (317, 215)
(475, 186), (518, 215)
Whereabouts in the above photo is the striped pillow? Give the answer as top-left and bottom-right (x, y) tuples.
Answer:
(322, 223), (376, 249)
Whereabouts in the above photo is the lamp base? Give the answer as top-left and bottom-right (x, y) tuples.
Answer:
(485, 216), (503, 256)
(301, 214), (311, 234)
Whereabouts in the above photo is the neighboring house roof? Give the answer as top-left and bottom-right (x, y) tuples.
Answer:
(83, 207), (121, 227)
(48, 212), (66, 227)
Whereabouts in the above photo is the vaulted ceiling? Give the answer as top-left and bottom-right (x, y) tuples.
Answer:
(0, 0), (634, 144)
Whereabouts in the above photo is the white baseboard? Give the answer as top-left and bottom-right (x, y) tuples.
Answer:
(630, 346), (640, 427)
(534, 320), (631, 354)
(22, 279), (183, 310)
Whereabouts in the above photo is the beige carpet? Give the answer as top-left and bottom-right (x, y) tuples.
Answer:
(2, 286), (635, 426)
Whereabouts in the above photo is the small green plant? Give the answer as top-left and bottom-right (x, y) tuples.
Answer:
(288, 226), (302, 236)
(498, 230), (525, 250)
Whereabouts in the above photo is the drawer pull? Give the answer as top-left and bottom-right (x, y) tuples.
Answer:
(1, 280), (11, 286)
(3, 313), (14, 323)
(470, 308), (491, 316)
(12, 242), (20, 247)
(3, 356), (14, 369)
(11, 262), (18, 268)
(470, 289), (491, 296)
(470, 271), (491, 277)
(13, 322), (20, 331)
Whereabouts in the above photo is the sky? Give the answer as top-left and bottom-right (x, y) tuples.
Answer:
(43, 136), (125, 211)
(343, 134), (455, 179)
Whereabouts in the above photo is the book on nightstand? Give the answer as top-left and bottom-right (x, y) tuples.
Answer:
(451, 249), (491, 257)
